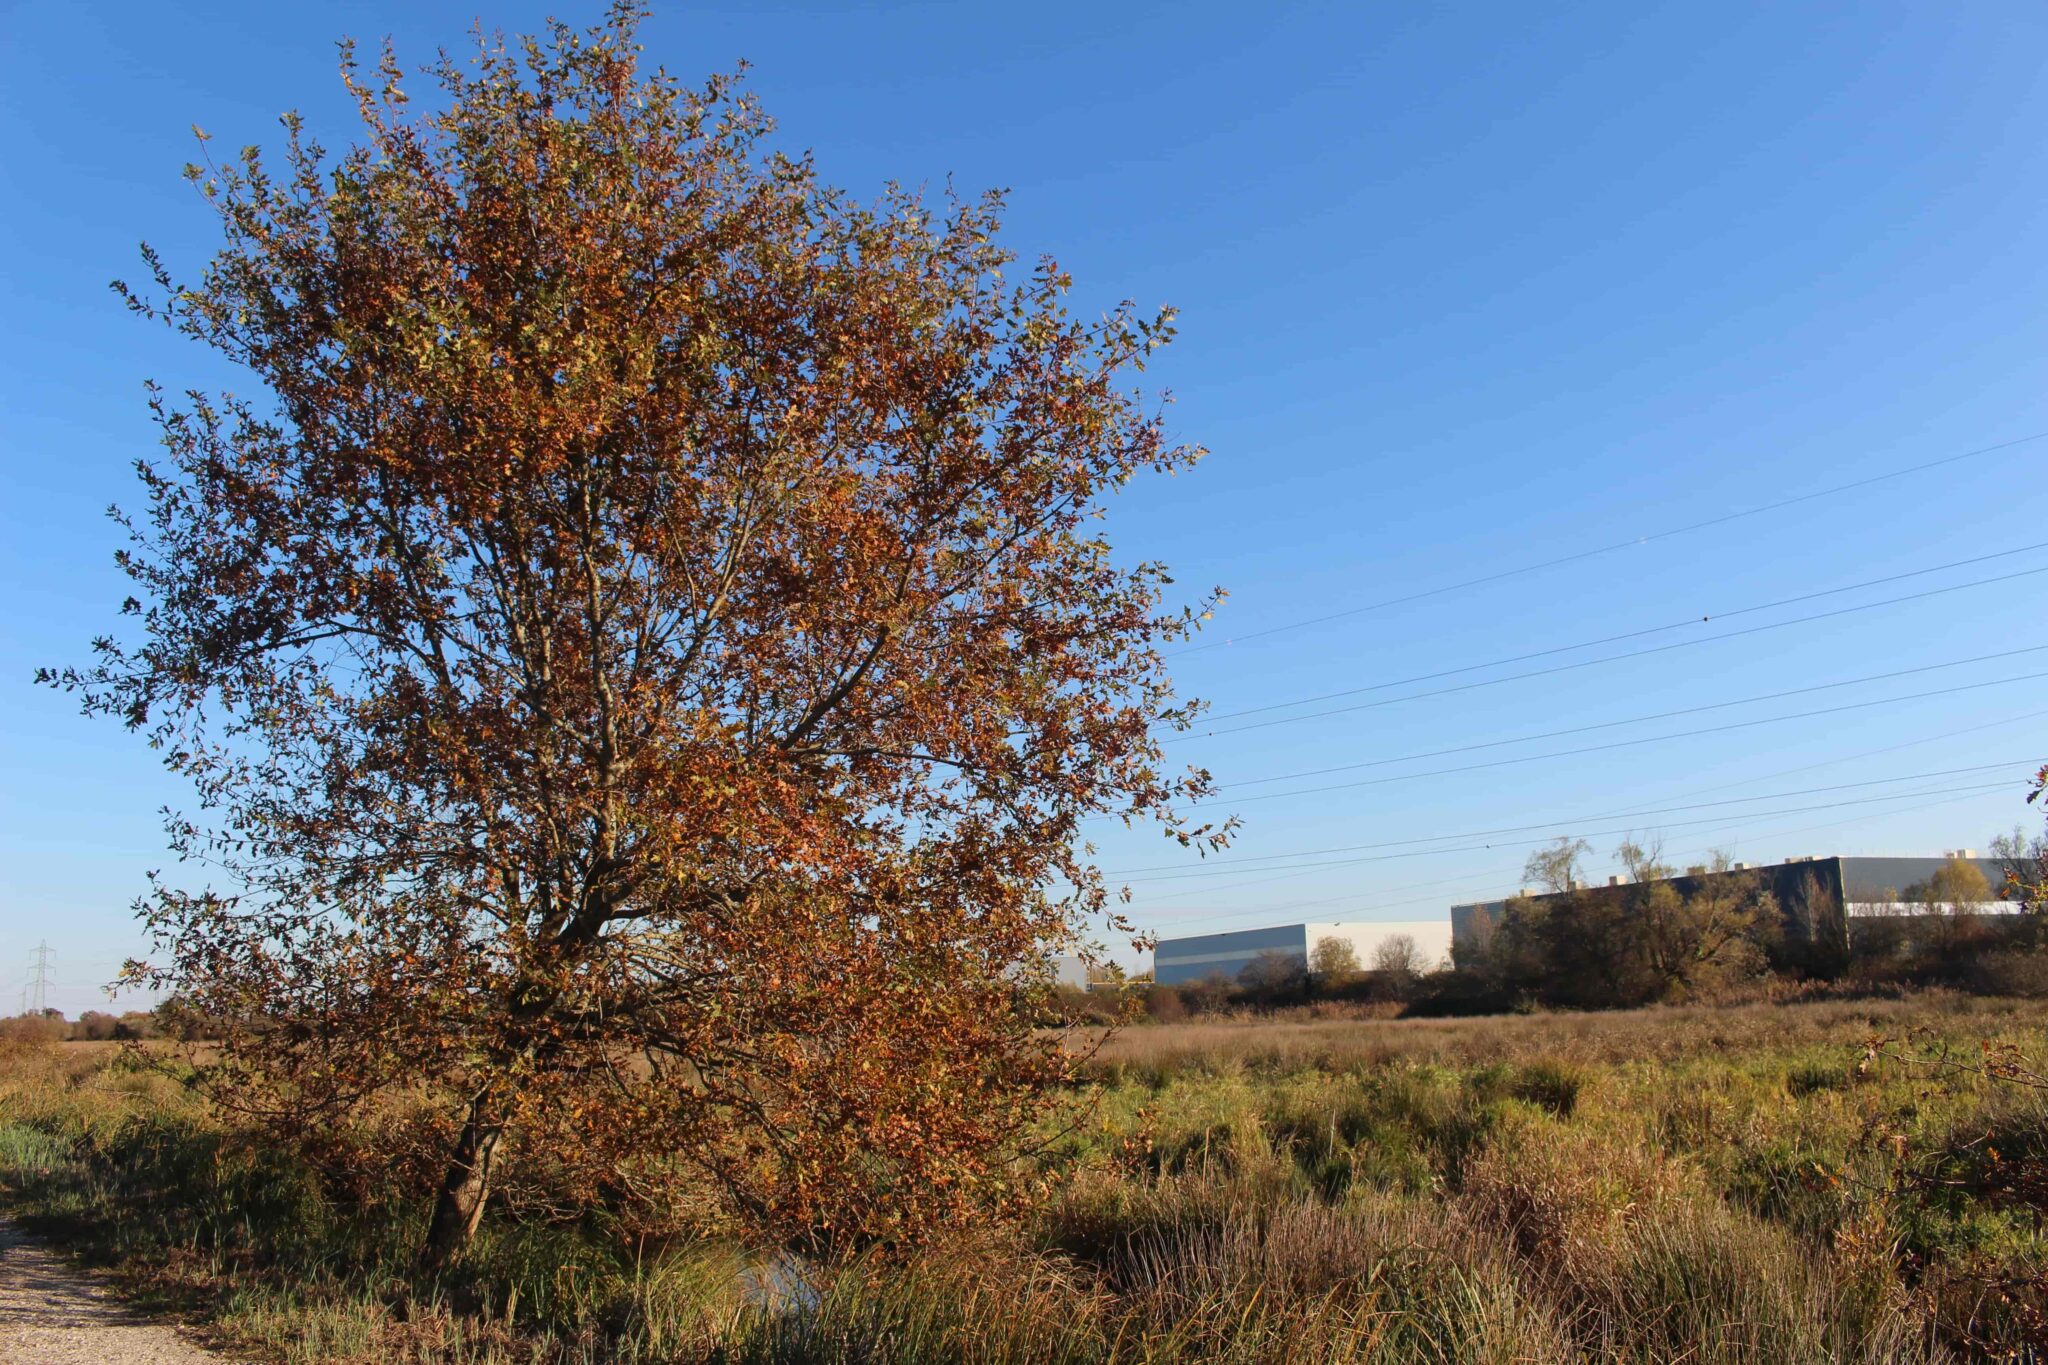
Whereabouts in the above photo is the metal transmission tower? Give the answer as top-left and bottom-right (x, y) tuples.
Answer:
(25, 941), (52, 1016)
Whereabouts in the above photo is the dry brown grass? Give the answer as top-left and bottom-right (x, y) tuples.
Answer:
(6, 993), (2048, 1361)
(1079, 991), (2047, 1079)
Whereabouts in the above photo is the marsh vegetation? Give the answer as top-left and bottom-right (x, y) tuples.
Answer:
(5, 994), (2045, 1362)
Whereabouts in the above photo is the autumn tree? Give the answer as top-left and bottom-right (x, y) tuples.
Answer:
(1373, 933), (1425, 976)
(1369, 933), (1424, 1001)
(41, 10), (1222, 1269)
(1907, 854), (1996, 970)
(1913, 855), (1993, 911)
(1503, 849), (1777, 1008)
(1994, 805), (2048, 953)
(1993, 822), (2048, 915)
(1634, 858), (1776, 1002)
(1533, 888), (1651, 1008)
(1308, 935), (1361, 988)
(1471, 891), (1549, 992)
(0, 1013), (68, 1046)
(1614, 834), (1673, 884)
(1178, 974), (1234, 1015)
(1782, 866), (1850, 977)
(1450, 903), (1500, 974)
(1237, 950), (1308, 1002)
(72, 1011), (120, 1042)
(2023, 761), (2048, 905)
(1523, 836), (1590, 894)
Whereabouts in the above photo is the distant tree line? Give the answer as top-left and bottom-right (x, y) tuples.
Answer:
(1852, 828), (2048, 997)
(1064, 816), (2048, 1024)
(1440, 832), (2048, 1012)
(0, 997), (220, 1045)
(1444, 838), (1791, 1011)
(1046, 932), (1437, 1024)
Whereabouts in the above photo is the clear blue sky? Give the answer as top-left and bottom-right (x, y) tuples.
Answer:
(6, 2), (2048, 1011)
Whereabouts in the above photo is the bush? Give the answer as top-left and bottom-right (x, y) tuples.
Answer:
(1969, 950), (2048, 998)
(1142, 984), (1188, 1023)
(71, 1011), (119, 1042)
(0, 1013), (67, 1045)
(1235, 951), (1309, 1006)
(1178, 976), (1234, 1016)
(1048, 985), (1115, 1026)
(112, 1011), (162, 1041)
(1406, 967), (1514, 1017)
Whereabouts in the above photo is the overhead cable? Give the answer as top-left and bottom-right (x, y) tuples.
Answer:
(1216, 646), (2048, 791)
(1173, 563), (2048, 742)
(1172, 430), (2048, 656)
(1116, 780), (2016, 883)
(1194, 542), (2048, 728)
(1107, 759), (2035, 875)
(1173, 669), (2048, 810)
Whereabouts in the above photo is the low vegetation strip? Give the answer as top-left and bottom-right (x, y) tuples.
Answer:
(3, 995), (2045, 1363)
(1076, 993), (2035, 1076)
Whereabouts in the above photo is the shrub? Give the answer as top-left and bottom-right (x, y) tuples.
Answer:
(0, 1013), (67, 1045)
(1235, 951), (1310, 1006)
(1049, 985), (1116, 1026)
(112, 1011), (162, 1041)
(71, 1011), (118, 1042)
(1142, 984), (1188, 1023)
(1970, 950), (2048, 998)
(1178, 975), (1235, 1016)
(1507, 1058), (1588, 1118)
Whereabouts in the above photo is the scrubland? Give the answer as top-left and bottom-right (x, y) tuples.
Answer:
(4, 994), (2046, 1363)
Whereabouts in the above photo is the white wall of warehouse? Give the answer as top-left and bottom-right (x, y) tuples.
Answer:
(1303, 921), (1454, 972)
(1152, 919), (1454, 985)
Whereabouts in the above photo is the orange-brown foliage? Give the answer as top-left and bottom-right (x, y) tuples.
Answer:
(42, 5), (1219, 1265)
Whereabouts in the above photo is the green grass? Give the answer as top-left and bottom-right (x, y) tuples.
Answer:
(3, 996), (2045, 1362)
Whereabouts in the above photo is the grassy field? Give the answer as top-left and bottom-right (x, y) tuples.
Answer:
(4, 994), (2046, 1362)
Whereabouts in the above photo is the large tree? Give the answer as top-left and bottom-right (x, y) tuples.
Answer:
(43, 9), (1221, 1268)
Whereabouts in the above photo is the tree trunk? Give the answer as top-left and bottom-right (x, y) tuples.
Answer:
(419, 1090), (502, 1274)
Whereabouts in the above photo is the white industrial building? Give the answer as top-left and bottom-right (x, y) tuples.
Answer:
(1048, 954), (1093, 990)
(1153, 920), (1453, 987)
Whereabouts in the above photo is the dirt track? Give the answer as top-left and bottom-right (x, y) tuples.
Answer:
(0, 1220), (235, 1364)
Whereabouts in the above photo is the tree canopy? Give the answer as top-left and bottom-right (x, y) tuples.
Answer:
(42, 7), (1220, 1265)
(1523, 836), (1590, 894)
(1308, 936), (1360, 985)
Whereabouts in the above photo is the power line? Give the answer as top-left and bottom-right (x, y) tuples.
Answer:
(1216, 646), (2048, 792)
(1137, 870), (1525, 933)
(1173, 561), (2048, 742)
(1514, 784), (2012, 904)
(1135, 783), (2006, 934)
(1115, 708), (2048, 922)
(1660, 705), (2048, 801)
(1173, 668), (2048, 810)
(1108, 760), (2036, 875)
(1140, 777), (2018, 916)
(1172, 430), (2048, 656)
(1116, 780), (2016, 884)
(1192, 542), (2048, 729)
(1099, 694), (2048, 839)
(1632, 784), (2012, 887)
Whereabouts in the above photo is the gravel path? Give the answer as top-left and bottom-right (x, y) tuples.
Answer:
(0, 1220), (238, 1364)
